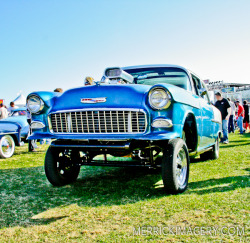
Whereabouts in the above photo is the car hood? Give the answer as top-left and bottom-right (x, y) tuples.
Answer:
(51, 84), (151, 112)
(0, 116), (28, 127)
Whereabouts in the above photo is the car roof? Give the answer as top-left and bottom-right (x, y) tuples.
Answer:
(122, 64), (190, 74)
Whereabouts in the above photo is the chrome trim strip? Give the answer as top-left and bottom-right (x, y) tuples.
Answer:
(98, 111), (101, 133)
(128, 111), (132, 133)
(81, 112), (84, 132)
(136, 112), (139, 132)
(104, 111), (107, 133)
(110, 111), (113, 133)
(55, 113), (58, 133)
(0, 132), (18, 135)
(75, 112), (78, 133)
(117, 111), (119, 133)
(123, 111), (126, 132)
(48, 116), (52, 132)
(60, 113), (63, 131)
(65, 113), (68, 132)
(86, 111), (89, 133)
(51, 143), (130, 150)
(211, 119), (222, 124)
(50, 108), (144, 113)
(91, 111), (95, 133)
(70, 113), (73, 133)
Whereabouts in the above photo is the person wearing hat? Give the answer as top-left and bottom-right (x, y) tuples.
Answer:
(84, 76), (94, 86)
(235, 100), (244, 135)
(214, 92), (231, 144)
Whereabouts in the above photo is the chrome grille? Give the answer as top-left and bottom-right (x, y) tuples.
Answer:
(49, 110), (147, 134)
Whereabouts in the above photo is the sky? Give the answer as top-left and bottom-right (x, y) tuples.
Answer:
(0, 0), (250, 104)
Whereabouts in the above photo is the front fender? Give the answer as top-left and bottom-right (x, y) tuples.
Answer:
(27, 91), (62, 108)
(0, 122), (21, 146)
(151, 83), (199, 109)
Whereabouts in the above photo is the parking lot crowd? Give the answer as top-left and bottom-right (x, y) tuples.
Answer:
(214, 91), (249, 144)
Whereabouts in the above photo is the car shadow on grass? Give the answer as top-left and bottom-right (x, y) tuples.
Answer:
(187, 174), (249, 195)
(0, 166), (164, 229)
(0, 166), (248, 229)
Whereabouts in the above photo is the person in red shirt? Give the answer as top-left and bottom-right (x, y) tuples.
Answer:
(235, 101), (244, 134)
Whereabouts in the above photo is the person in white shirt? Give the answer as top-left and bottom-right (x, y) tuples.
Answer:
(7, 102), (18, 114)
(227, 98), (236, 133)
(0, 103), (8, 119)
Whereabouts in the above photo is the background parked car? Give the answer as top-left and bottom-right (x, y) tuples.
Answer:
(0, 108), (29, 158)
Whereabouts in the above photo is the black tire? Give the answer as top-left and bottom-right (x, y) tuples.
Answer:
(200, 137), (219, 161)
(45, 146), (80, 186)
(162, 138), (190, 194)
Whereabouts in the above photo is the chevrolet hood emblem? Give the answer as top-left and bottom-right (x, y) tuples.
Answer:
(81, 97), (107, 103)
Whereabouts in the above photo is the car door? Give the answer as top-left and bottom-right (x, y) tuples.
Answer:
(191, 75), (214, 148)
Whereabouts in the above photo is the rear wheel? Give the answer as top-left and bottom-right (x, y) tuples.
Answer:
(162, 139), (190, 194)
(45, 146), (80, 186)
(200, 137), (219, 161)
(0, 135), (15, 159)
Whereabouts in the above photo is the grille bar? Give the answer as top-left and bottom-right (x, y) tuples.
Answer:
(50, 110), (146, 134)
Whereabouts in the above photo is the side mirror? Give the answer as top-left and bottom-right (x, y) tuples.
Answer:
(199, 88), (207, 97)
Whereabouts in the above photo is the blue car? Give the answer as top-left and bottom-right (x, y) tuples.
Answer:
(27, 65), (222, 193)
(0, 108), (29, 158)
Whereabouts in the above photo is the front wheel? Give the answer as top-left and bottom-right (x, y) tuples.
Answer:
(0, 135), (15, 159)
(162, 139), (190, 194)
(45, 146), (80, 186)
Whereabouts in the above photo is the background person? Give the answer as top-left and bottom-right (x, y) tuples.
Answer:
(84, 76), (94, 86)
(7, 102), (18, 114)
(235, 100), (244, 135)
(54, 88), (63, 93)
(227, 98), (236, 133)
(26, 108), (36, 152)
(214, 92), (231, 144)
(243, 100), (249, 132)
(0, 103), (8, 119)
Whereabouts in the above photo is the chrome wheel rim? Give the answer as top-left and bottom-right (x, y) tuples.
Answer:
(1, 136), (14, 157)
(176, 148), (188, 187)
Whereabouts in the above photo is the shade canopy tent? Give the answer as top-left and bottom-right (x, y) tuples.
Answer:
(12, 94), (26, 107)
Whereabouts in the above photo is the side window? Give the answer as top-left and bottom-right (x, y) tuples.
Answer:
(201, 82), (210, 102)
(191, 75), (201, 96)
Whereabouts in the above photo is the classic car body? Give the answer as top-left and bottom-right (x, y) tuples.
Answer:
(27, 65), (222, 193)
(0, 108), (29, 158)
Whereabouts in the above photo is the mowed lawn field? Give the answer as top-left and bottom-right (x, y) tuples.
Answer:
(0, 133), (249, 242)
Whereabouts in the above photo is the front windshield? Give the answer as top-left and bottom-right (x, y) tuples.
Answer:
(124, 67), (191, 90)
(11, 110), (27, 116)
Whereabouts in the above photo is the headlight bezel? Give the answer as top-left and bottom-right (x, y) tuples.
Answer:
(27, 95), (45, 114)
(148, 87), (172, 110)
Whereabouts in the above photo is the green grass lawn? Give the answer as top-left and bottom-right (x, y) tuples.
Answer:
(0, 133), (249, 242)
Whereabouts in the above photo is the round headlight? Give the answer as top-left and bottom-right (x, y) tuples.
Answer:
(27, 95), (44, 114)
(149, 88), (171, 109)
